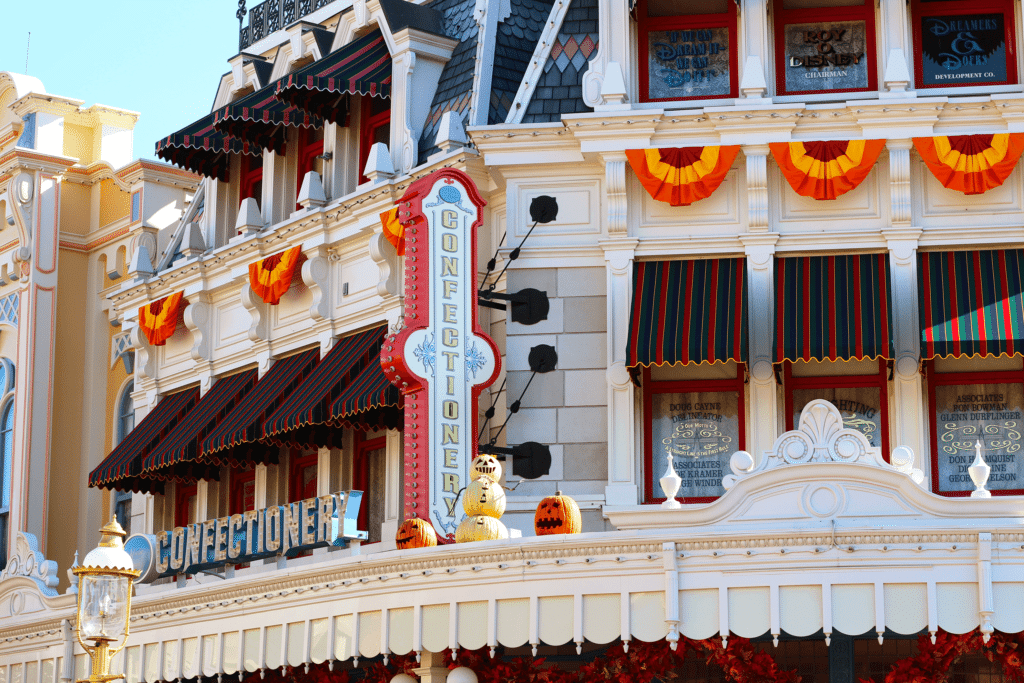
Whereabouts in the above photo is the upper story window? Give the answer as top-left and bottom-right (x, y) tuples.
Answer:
(359, 96), (392, 184)
(354, 432), (386, 543)
(912, 0), (1017, 88)
(638, 0), (738, 102)
(773, 0), (877, 96)
(116, 381), (135, 446)
(175, 484), (198, 528)
(296, 128), (325, 209)
(239, 153), (264, 207)
(0, 397), (13, 569)
(291, 452), (318, 502)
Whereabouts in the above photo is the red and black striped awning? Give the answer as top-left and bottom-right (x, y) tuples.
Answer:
(262, 326), (386, 438)
(919, 249), (1024, 359)
(331, 359), (401, 422)
(775, 254), (893, 363)
(155, 113), (260, 182)
(275, 30), (391, 125)
(199, 349), (320, 465)
(140, 370), (258, 481)
(88, 387), (200, 491)
(212, 82), (323, 155)
(626, 259), (747, 367)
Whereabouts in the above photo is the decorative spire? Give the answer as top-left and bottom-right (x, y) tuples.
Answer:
(969, 440), (992, 498)
(660, 452), (682, 509)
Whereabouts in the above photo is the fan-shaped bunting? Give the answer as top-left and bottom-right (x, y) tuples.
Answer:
(626, 146), (741, 207)
(380, 207), (404, 256)
(769, 139), (885, 200)
(913, 134), (1024, 195)
(139, 291), (185, 347)
(249, 246), (303, 305)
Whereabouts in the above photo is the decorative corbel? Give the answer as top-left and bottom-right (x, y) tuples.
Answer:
(394, 51), (419, 172)
(302, 247), (332, 322)
(183, 294), (215, 392)
(887, 139), (913, 227)
(602, 152), (628, 235)
(745, 145), (770, 233)
(240, 282), (269, 342)
(8, 172), (34, 259)
(368, 231), (399, 298)
(129, 322), (154, 380)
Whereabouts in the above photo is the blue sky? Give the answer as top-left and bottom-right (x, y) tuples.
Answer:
(1, 1), (241, 162)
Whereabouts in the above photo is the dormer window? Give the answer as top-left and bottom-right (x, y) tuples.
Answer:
(773, 0), (877, 96)
(359, 95), (392, 184)
(638, 0), (738, 102)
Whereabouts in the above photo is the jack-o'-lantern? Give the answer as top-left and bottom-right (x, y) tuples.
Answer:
(455, 514), (509, 543)
(463, 477), (506, 518)
(470, 454), (502, 482)
(534, 491), (581, 535)
(395, 517), (437, 549)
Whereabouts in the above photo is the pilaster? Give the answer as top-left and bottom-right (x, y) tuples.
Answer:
(739, 233), (780, 462)
(887, 139), (913, 227)
(744, 145), (770, 233)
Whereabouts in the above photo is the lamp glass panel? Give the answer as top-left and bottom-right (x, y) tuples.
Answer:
(79, 574), (129, 641)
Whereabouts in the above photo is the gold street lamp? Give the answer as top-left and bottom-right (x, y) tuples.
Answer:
(73, 519), (141, 683)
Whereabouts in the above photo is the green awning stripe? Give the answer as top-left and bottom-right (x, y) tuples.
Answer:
(626, 258), (747, 367)
(918, 249), (1024, 359)
(774, 254), (893, 363)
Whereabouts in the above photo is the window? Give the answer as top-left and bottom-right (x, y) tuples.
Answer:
(232, 470), (257, 515)
(773, 0), (877, 96)
(239, 153), (264, 208)
(175, 484), (198, 528)
(637, 0), (738, 102)
(114, 490), (132, 537)
(116, 381), (135, 446)
(912, 0), (1017, 88)
(290, 452), (318, 502)
(354, 433), (386, 542)
(295, 127), (324, 209)
(358, 96), (391, 184)
(0, 400), (12, 569)
(643, 362), (746, 503)
(785, 359), (891, 456)
(927, 355), (1024, 496)
(131, 190), (142, 223)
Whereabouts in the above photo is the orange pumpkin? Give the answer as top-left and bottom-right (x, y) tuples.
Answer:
(395, 517), (438, 549)
(534, 491), (581, 535)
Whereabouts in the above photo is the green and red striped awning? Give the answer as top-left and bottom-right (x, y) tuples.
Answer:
(88, 387), (200, 491)
(331, 359), (401, 422)
(140, 369), (258, 481)
(155, 113), (260, 182)
(775, 254), (893, 363)
(275, 30), (391, 125)
(626, 259), (747, 367)
(212, 83), (323, 155)
(919, 249), (1024, 359)
(200, 348), (320, 465)
(262, 326), (386, 437)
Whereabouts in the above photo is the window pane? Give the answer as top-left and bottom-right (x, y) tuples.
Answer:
(114, 492), (132, 537)
(920, 15), (1007, 86)
(792, 387), (882, 447)
(782, 21), (869, 92)
(648, 0), (727, 15)
(646, 28), (732, 99)
(366, 447), (386, 543)
(934, 382), (1024, 493)
(300, 464), (317, 500)
(243, 479), (256, 512)
(1, 402), (13, 509)
(651, 390), (739, 499)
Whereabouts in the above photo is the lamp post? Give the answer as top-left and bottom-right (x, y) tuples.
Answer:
(73, 519), (141, 683)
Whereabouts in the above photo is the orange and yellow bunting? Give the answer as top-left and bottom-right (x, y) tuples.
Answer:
(914, 134), (1024, 195)
(625, 146), (741, 207)
(769, 139), (885, 201)
(380, 206), (404, 255)
(139, 291), (185, 347)
(249, 246), (303, 305)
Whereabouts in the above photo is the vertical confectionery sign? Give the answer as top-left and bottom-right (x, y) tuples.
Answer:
(652, 391), (740, 499)
(934, 385), (1023, 492)
(382, 169), (500, 540)
(920, 15), (1007, 86)
(647, 28), (731, 100)
(783, 22), (868, 93)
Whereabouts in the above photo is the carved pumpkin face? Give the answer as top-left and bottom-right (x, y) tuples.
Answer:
(463, 477), (506, 518)
(534, 491), (581, 535)
(470, 454), (501, 482)
(395, 517), (438, 550)
(455, 514), (509, 543)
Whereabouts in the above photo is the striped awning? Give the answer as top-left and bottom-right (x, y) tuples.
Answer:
(262, 326), (386, 437)
(212, 83), (323, 155)
(200, 349), (320, 466)
(275, 30), (391, 125)
(626, 259), (747, 367)
(140, 370), (258, 481)
(919, 249), (1024, 359)
(775, 254), (893, 362)
(88, 387), (200, 491)
(331, 359), (401, 422)
(155, 113), (260, 182)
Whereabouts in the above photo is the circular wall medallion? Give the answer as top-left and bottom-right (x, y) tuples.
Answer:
(751, 360), (773, 382)
(803, 484), (844, 518)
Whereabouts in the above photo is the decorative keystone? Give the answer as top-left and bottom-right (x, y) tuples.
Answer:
(363, 142), (395, 184)
(178, 222), (206, 260)
(128, 242), (155, 281)
(296, 171), (327, 210)
(435, 112), (469, 153)
(235, 197), (265, 237)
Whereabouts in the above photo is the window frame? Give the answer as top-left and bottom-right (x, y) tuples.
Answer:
(295, 128), (325, 210)
(926, 359), (1024, 497)
(358, 96), (391, 184)
(116, 379), (135, 447)
(637, 0), (740, 103)
(231, 469), (257, 515)
(290, 452), (319, 503)
(114, 489), (132, 537)
(130, 189), (142, 224)
(354, 432), (386, 540)
(771, 0), (878, 96)
(910, 0), (1018, 89)
(642, 363), (747, 504)
(175, 484), (198, 529)
(0, 398), (13, 569)
(239, 152), (264, 208)
(783, 358), (891, 459)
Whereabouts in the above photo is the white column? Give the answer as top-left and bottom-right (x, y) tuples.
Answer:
(603, 239), (639, 507)
(739, 234), (779, 461)
(381, 428), (403, 544)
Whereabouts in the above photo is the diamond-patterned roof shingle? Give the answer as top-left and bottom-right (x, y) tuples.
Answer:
(522, 0), (599, 123)
(419, 0), (479, 160)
